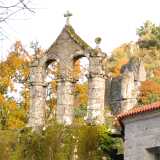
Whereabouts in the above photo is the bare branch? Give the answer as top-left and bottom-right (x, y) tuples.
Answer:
(0, 2), (21, 9)
(0, 0), (35, 24)
(0, 8), (24, 23)
(19, 0), (35, 13)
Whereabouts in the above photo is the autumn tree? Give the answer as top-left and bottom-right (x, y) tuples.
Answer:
(135, 21), (160, 104)
(0, 41), (30, 129)
(108, 43), (134, 77)
(137, 20), (160, 49)
(105, 22), (160, 105)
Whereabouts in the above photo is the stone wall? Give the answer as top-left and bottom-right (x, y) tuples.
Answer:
(107, 57), (146, 115)
(123, 111), (160, 160)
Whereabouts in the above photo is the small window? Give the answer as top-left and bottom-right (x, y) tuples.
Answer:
(147, 146), (160, 160)
(155, 152), (160, 160)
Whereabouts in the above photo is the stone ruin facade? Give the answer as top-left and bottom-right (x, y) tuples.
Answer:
(28, 22), (146, 129)
(28, 24), (107, 129)
(106, 57), (146, 115)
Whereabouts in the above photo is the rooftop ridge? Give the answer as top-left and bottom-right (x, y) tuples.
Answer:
(46, 24), (92, 55)
(65, 24), (91, 50)
(117, 101), (160, 121)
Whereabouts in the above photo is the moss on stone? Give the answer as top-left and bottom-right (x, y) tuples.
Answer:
(66, 25), (91, 50)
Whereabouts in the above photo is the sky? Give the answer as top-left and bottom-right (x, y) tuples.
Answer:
(1, 0), (160, 59)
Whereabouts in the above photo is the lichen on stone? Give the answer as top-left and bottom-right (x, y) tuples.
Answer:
(66, 25), (91, 50)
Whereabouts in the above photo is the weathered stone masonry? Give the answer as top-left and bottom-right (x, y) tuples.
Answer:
(106, 57), (146, 115)
(86, 48), (107, 124)
(28, 24), (108, 128)
(28, 57), (47, 128)
(56, 78), (74, 125)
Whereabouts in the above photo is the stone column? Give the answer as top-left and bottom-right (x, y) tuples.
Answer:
(28, 59), (46, 129)
(86, 48), (107, 124)
(56, 78), (74, 125)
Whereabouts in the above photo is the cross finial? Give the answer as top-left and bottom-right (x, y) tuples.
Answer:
(64, 10), (72, 25)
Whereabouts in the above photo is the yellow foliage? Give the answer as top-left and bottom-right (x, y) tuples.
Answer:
(74, 83), (88, 107)
(112, 58), (128, 77)
(0, 41), (30, 129)
(73, 59), (81, 80)
(51, 80), (57, 93)
(8, 109), (26, 129)
(0, 94), (5, 105)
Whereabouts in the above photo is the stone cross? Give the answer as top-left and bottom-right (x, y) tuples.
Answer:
(64, 10), (72, 25)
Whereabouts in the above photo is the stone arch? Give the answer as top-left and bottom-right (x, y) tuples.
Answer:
(72, 50), (90, 79)
(72, 53), (89, 120)
(28, 53), (61, 129)
(28, 23), (107, 128)
(45, 52), (60, 66)
(44, 57), (60, 122)
(70, 50), (90, 61)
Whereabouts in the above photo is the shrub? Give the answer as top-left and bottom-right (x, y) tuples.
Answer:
(0, 122), (123, 160)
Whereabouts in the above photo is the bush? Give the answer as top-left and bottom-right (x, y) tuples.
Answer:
(0, 122), (123, 160)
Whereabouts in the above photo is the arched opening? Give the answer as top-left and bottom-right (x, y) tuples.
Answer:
(44, 59), (60, 122)
(73, 56), (89, 122)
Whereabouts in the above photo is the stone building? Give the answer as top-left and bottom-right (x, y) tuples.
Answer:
(117, 102), (160, 160)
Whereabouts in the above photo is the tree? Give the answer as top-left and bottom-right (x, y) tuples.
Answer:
(137, 20), (160, 48)
(108, 43), (132, 77)
(0, 41), (30, 129)
(139, 80), (160, 104)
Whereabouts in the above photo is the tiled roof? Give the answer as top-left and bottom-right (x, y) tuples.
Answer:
(117, 101), (160, 121)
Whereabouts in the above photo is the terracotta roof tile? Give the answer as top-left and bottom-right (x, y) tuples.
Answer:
(117, 101), (160, 121)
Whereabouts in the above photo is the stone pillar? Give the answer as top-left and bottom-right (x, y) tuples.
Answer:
(86, 48), (107, 124)
(56, 78), (74, 125)
(28, 59), (46, 129)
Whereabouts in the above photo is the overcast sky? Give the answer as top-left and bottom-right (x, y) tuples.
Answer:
(1, 0), (160, 59)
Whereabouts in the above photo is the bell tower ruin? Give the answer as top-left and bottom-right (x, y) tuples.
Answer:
(28, 13), (108, 129)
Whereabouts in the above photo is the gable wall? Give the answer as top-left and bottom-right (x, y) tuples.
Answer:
(123, 111), (160, 160)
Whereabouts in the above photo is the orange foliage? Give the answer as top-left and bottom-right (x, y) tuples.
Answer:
(74, 83), (88, 107)
(140, 80), (160, 94)
(154, 68), (160, 78)
(112, 58), (128, 77)
(73, 59), (81, 80)
(139, 80), (160, 104)
(51, 80), (57, 93)
(0, 94), (5, 105)
(48, 80), (57, 110)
